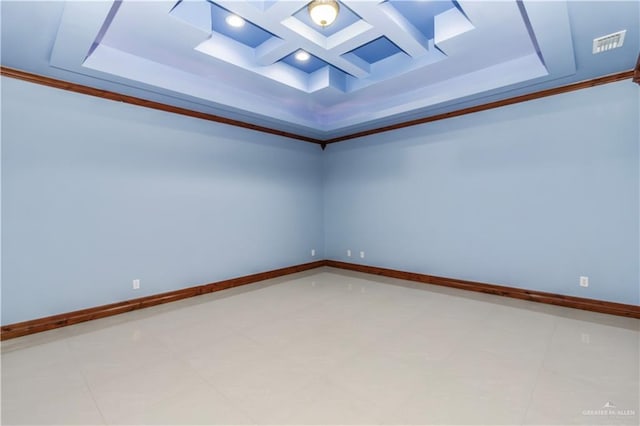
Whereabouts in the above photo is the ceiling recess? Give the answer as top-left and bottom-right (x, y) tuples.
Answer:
(592, 30), (626, 54)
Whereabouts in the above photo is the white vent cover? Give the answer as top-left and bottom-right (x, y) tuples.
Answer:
(592, 30), (626, 54)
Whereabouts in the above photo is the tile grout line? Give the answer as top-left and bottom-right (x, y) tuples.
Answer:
(519, 316), (560, 425)
(65, 339), (110, 426)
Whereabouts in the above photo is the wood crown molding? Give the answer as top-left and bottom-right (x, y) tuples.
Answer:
(0, 66), (324, 145)
(0, 260), (325, 340)
(325, 260), (640, 319)
(324, 70), (635, 144)
(1, 66), (635, 145)
(3, 259), (638, 340)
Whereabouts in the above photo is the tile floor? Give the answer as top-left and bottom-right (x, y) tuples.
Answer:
(1, 267), (638, 425)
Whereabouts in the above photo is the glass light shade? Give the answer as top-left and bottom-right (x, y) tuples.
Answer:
(225, 15), (245, 28)
(295, 51), (311, 61)
(308, 0), (339, 27)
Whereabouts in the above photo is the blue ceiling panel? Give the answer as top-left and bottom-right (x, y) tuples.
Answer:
(349, 37), (404, 64)
(251, 0), (279, 12)
(387, 0), (456, 40)
(292, 2), (362, 37)
(210, 2), (274, 48)
(281, 51), (329, 74)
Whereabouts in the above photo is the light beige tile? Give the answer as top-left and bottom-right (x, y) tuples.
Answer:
(179, 334), (269, 380)
(1, 339), (75, 378)
(543, 318), (640, 393)
(149, 317), (236, 354)
(108, 383), (253, 425)
(1, 269), (638, 426)
(385, 387), (529, 425)
(88, 357), (208, 424)
(525, 371), (639, 425)
(326, 351), (429, 412)
(281, 378), (388, 425)
(2, 356), (88, 400)
(1, 386), (106, 425)
(454, 323), (552, 365)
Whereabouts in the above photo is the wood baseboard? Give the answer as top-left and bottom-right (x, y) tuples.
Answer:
(0, 260), (325, 340)
(325, 260), (640, 319)
(3, 259), (637, 340)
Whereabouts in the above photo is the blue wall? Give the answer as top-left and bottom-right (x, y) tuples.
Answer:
(2, 77), (638, 325)
(1, 77), (324, 324)
(324, 81), (639, 305)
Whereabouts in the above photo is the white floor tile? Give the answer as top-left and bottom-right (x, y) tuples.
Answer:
(88, 357), (209, 424)
(108, 383), (253, 425)
(2, 268), (638, 425)
(2, 386), (106, 425)
(280, 378), (388, 424)
(525, 371), (639, 425)
(326, 351), (430, 412)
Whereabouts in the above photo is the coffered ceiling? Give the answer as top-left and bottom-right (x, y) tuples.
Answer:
(1, 1), (638, 140)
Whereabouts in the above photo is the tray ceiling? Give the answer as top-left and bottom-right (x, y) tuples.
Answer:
(1, 1), (638, 140)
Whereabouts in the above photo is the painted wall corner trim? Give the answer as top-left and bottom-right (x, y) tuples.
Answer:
(325, 260), (640, 319)
(0, 66), (324, 145)
(0, 260), (326, 341)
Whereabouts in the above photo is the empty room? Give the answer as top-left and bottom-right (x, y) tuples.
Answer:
(1, 0), (639, 425)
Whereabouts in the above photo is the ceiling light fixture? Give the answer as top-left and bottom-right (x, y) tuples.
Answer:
(295, 51), (311, 61)
(308, 0), (339, 27)
(225, 14), (245, 28)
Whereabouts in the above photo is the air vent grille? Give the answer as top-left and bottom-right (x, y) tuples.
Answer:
(592, 30), (626, 54)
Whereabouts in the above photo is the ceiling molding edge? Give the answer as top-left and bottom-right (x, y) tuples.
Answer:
(324, 69), (636, 144)
(1, 66), (635, 146)
(0, 66), (324, 145)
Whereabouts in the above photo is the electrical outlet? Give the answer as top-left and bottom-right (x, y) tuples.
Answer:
(579, 276), (589, 287)
(347, 249), (352, 257)
(360, 251), (365, 259)
(311, 249), (316, 257)
(132, 279), (140, 290)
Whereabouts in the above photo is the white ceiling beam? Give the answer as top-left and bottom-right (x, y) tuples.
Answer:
(326, 20), (380, 53)
(347, 1), (429, 58)
(261, 0), (308, 19)
(254, 37), (297, 65)
(214, 0), (371, 78)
